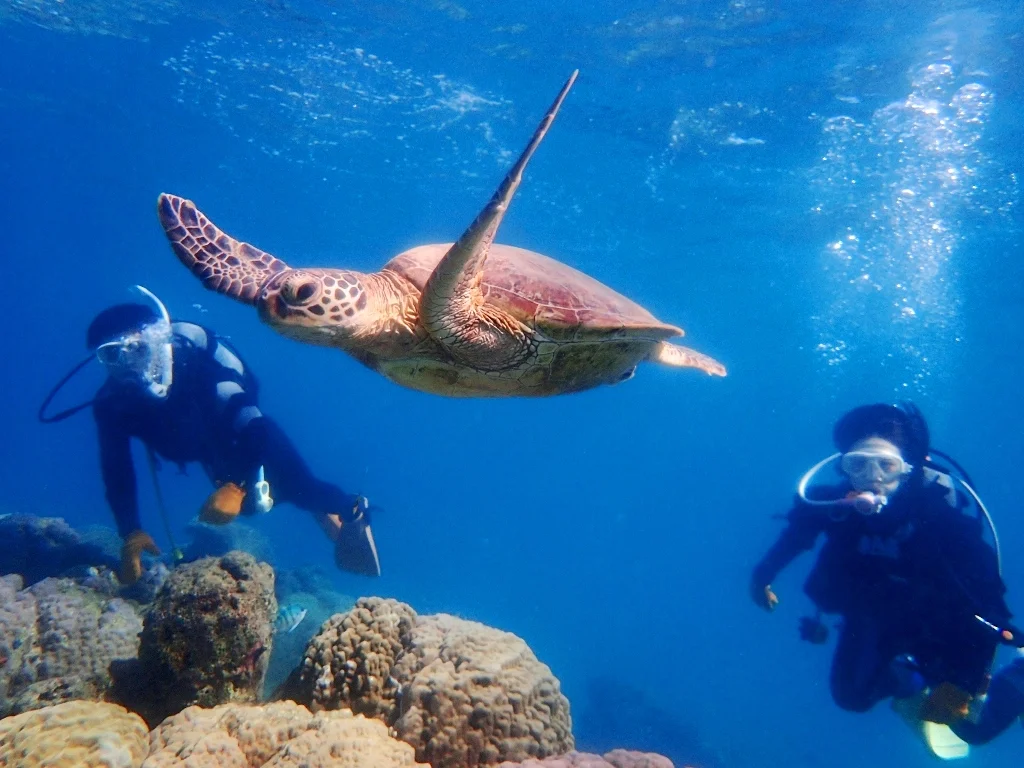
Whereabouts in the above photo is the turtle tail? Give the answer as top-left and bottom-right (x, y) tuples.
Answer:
(157, 194), (288, 305)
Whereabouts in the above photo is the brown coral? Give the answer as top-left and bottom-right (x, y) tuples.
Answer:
(290, 598), (573, 767)
(301, 596), (416, 718)
(0, 700), (148, 768)
(393, 614), (574, 767)
(143, 701), (428, 767)
(0, 574), (143, 716)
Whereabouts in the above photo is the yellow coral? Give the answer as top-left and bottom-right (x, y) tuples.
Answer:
(0, 700), (148, 768)
(145, 701), (427, 767)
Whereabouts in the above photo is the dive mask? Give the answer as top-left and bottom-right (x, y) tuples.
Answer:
(95, 285), (174, 399)
(796, 452), (911, 516)
(839, 450), (912, 483)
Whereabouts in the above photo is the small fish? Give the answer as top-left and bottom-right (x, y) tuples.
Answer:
(274, 604), (308, 634)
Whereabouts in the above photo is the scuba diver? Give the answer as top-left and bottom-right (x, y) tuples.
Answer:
(748, 401), (1020, 738)
(39, 286), (381, 585)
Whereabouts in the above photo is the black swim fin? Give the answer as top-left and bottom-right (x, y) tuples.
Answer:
(335, 507), (381, 577)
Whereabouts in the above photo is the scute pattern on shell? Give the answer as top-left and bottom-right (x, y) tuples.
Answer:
(384, 244), (681, 338)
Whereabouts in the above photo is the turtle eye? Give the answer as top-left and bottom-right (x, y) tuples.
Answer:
(281, 274), (320, 306)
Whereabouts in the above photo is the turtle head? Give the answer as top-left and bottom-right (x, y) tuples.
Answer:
(257, 268), (374, 346)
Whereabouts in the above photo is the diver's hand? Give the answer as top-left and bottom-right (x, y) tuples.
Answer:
(798, 616), (829, 644)
(751, 579), (779, 612)
(120, 530), (161, 586)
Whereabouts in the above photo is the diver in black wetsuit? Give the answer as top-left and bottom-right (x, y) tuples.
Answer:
(749, 402), (1015, 719)
(40, 286), (380, 584)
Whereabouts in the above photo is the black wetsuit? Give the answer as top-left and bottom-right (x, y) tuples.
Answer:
(952, 656), (1024, 744)
(751, 469), (1010, 712)
(93, 321), (360, 538)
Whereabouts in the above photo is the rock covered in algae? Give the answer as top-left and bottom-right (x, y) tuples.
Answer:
(288, 597), (574, 766)
(143, 700), (428, 767)
(0, 574), (142, 716)
(117, 551), (276, 726)
(0, 699), (149, 768)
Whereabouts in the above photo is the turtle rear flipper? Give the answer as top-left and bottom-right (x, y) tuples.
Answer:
(420, 71), (578, 369)
(650, 342), (727, 376)
(157, 193), (289, 304)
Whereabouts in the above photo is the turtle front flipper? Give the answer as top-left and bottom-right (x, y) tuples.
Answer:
(420, 71), (579, 369)
(157, 194), (289, 305)
(650, 342), (727, 377)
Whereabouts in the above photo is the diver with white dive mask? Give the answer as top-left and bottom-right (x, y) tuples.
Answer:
(748, 401), (1019, 753)
(39, 286), (382, 584)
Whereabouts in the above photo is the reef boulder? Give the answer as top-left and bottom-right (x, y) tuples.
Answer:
(0, 574), (142, 717)
(287, 597), (574, 767)
(0, 699), (149, 768)
(143, 700), (428, 767)
(0, 514), (118, 585)
(114, 551), (276, 726)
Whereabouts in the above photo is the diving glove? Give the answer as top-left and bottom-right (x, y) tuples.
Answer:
(750, 579), (779, 612)
(334, 496), (381, 577)
(120, 530), (161, 586)
(199, 482), (245, 525)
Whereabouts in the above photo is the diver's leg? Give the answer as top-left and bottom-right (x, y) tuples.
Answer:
(830, 614), (890, 712)
(246, 417), (380, 577)
(246, 417), (356, 516)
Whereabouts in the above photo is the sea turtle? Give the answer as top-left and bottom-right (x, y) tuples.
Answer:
(157, 70), (726, 398)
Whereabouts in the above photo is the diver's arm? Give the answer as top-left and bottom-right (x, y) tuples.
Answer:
(94, 404), (141, 538)
(750, 506), (823, 608)
(951, 660), (1024, 745)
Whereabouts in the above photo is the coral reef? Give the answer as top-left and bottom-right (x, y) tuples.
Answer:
(495, 752), (675, 768)
(298, 596), (416, 719)
(0, 514), (118, 585)
(0, 574), (143, 717)
(143, 701), (428, 767)
(0, 699), (149, 768)
(263, 584), (356, 699)
(288, 598), (574, 766)
(114, 551), (276, 726)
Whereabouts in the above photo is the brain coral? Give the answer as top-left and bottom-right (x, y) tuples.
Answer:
(293, 598), (573, 767)
(0, 574), (143, 716)
(0, 699), (148, 768)
(130, 551), (276, 725)
(143, 700), (428, 767)
(302, 596), (416, 718)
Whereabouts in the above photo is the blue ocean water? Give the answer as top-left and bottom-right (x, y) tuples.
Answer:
(2, 0), (1023, 765)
